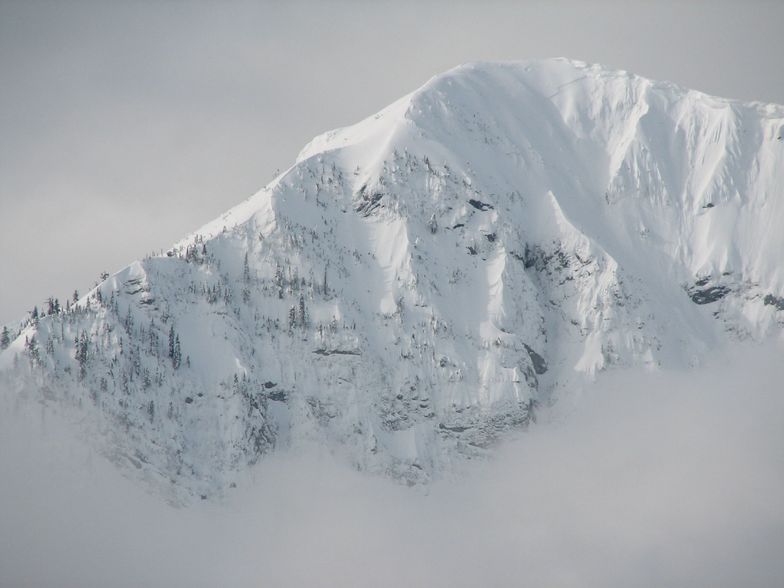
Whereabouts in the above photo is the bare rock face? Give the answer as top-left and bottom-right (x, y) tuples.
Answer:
(2, 59), (783, 499)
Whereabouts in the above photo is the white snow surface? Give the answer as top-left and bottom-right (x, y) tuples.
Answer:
(2, 58), (783, 499)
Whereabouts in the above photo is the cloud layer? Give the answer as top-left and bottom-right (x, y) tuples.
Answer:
(1, 342), (783, 587)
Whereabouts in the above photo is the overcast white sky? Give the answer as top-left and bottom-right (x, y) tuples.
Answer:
(2, 0), (784, 324)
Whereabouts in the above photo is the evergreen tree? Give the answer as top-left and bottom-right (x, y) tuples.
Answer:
(275, 263), (284, 299)
(148, 319), (158, 356)
(0, 326), (10, 350)
(25, 335), (40, 365)
(124, 307), (134, 333)
(168, 325), (176, 359)
(167, 325), (182, 369)
(243, 252), (250, 283)
(75, 331), (89, 380)
(172, 335), (182, 370)
(288, 305), (297, 331)
(298, 294), (307, 327)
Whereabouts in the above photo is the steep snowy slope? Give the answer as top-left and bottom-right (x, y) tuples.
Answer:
(2, 58), (783, 499)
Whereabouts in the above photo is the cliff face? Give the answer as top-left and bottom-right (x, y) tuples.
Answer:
(3, 59), (783, 499)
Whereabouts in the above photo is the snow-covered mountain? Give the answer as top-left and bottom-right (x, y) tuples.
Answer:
(2, 58), (783, 499)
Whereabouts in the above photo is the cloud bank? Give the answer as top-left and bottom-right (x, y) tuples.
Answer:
(1, 342), (783, 587)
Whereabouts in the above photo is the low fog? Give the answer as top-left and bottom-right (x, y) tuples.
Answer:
(1, 342), (783, 587)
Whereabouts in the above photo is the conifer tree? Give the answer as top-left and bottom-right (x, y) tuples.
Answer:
(298, 294), (307, 327)
(243, 252), (251, 283)
(75, 331), (89, 380)
(168, 325), (176, 360)
(288, 305), (297, 331)
(275, 263), (284, 299)
(172, 335), (182, 370)
(25, 335), (40, 365)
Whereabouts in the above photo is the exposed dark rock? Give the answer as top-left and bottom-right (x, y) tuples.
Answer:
(523, 343), (548, 375)
(355, 186), (384, 216)
(521, 243), (550, 271)
(313, 348), (361, 356)
(468, 198), (493, 211)
(689, 285), (730, 304)
(764, 294), (784, 311)
(439, 423), (471, 433)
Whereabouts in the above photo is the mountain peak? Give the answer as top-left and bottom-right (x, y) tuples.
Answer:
(3, 60), (783, 500)
(296, 57), (783, 201)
